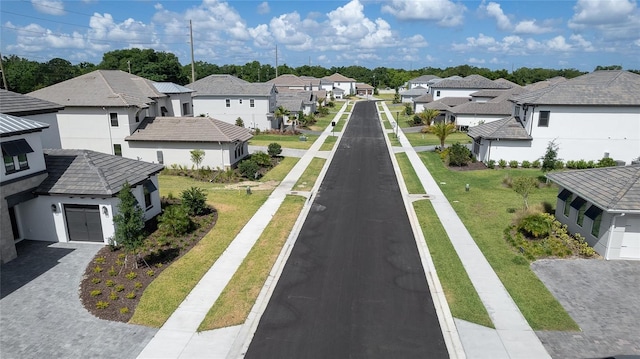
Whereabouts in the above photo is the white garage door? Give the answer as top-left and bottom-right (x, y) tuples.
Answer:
(620, 220), (640, 260)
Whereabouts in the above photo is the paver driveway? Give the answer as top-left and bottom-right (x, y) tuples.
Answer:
(0, 240), (156, 359)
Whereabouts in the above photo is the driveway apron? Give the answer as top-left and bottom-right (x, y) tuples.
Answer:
(245, 101), (448, 358)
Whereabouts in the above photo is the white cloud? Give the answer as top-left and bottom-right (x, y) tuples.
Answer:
(514, 20), (553, 34)
(482, 1), (511, 30)
(257, 2), (270, 15)
(468, 57), (486, 64)
(154, 3), (164, 11)
(570, 0), (636, 25)
(570, 34), (595, 51)
(31, 0), (65, 15)
(269, 12), (313, 50)
(381, 0), (466, 27)
(89, 13), (160, 49)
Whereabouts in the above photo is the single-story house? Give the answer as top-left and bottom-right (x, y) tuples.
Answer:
(547, 165), (640, 260)
(356, 83), (374, 96)
(125, 116), (252, 170)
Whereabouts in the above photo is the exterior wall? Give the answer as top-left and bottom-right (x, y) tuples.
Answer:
(334, 81), (355, 95)
(160, 93), (193, 117)
(1, 132), (47, 182)
(430, 88), (476, 100)
(454, 113), (507, 127)
(127, 140), (249, 170)
(414, 103), (428, 113)
(192, 95), (275, 131)
(26, 112), (62, 149)
(474, 138), (534, 163)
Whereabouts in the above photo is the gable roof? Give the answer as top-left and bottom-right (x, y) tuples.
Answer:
(430, 74), (510, 90)
(494, 78), (521, 89)
(424, 97), (470, 111)
(28, 70), (165, 108)
(546, 165), (640, 213)
(0, 113), (50, 137)
(457, 88), (529, 115)
(153, 82), (194, 94)
(36, 149), (164, 196)
(187, 74), (275, 97)
(513, 71), (640, 106)
(467, 116), (531, 140)
(125, 117), (253, 143)
(323, 73), (356, 82)
(356, 83), (374, 90)
(300, 76), (321, 86)
(0, 90), (64, 116)
(266, 74), (307, 87)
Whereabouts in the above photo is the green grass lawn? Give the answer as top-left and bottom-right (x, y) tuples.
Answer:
(404, 132), (472, 147)
(376, 93), (395, 101)
(320, 135), (338, 151)
(308, 109), (340, 132)
(250, 134), (318, 149)
(199, 195), (306, 330)
(384, 103), (412, 128)
(395, 153), (424, 194)
(414, 200), (494, 328)
(418, 152), (579, 331)
(333, 116), (347, 132)
(387, 133), (401, 147)
(259, 157), (299, 182)
(294, 157), (326, 190)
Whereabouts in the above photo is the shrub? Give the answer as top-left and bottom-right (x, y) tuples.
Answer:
(554, 160), (564, 169)
(502, 174), (513, 188)
(235, 117), (244, 127)
(521, 160), (531, 168)
(448, 143), (472, 166)
(181, 187), (207, 216)
(146, 270), (155, 277)
(486, 159), (496, 169)
(95, 256), (106, 264)
(412, 114), (423, 125)
(110, 292), (119, 300)
(96, 301), (109, 309)
(518, 213), (554, 239)
(576, 159), (588, 169)
(251, 151), (272, 167)
(509, 160), (519, 168)
(90, 290), (102, 297)
(598, 157), (617, 167)
(115, 284), (125, 292)
(134, 282), (143, 289)
(267, 143), (282, 157)
(91, 278), (101, 284)
(498, 159), (507, 168)
(93, 266), (103, 273)
(541, 140), (559, 172)
(125, 272), (137, 280)
(108, 266), (117, 276)
(105, 279), (115, 287)
(126, 292), (136, 299)
(532, 159), (541, 168)
(404, 102), (413, 115)
(438, 148), (450, 163)
(327, 101), (335, 108)
(120, 307), (130, 314)
(586, 160), (596, 168)
(565, 160), (577, 169)
(238, 159), (260, 179)
(158, 205), (193, 236)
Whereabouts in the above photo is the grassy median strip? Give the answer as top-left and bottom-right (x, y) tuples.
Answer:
(320, 135), (338, 151)
(199, 195), (306, 330)
(417, 152), (579, 331)
(395, 152), (424, 194)
(404, 132), (472, 147)
(250, 134), (318, 149)
(294, 157), (326, 190)
(414, 200), (494, 328)
(387, 133), (401, 147)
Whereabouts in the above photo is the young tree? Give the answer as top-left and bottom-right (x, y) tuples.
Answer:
(235, 117), (244, 127)
(181, 187), (208, 216)
(274, 106), (290, 132)
(512, 177), (539, 209)
(268, 142), (282, 157)
(112, 182), (145, 268)
(541, 140), (559, 173)
(190, 149), (205, 170)
(429, 122), (457, 148)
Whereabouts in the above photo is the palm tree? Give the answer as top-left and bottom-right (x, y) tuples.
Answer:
(419, 108), (440, 127)
(274, 105), (290, 132)
(429, 122), (456, 148)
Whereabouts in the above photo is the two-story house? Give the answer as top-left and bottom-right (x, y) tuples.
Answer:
(321, 73), (356, 97)
(187, 74), (277, 131)
(468, 70), (640, 165)
(407, 75), (441, 89)
(429, 75), (510, 101)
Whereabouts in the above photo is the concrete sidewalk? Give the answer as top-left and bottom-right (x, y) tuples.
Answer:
(379, 101), (551, 359)
(137, 102), (350, 359)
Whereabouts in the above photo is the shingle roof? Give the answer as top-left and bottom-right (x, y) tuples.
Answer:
(430, 74), (510, 89)
(494, 78), (521, 89)
(414, 93), (434, 103)
(513, 71), (640, 106)
(356, 83), (374, 89)
(276, 97), (304, 113)
(187, 74), (275, 97)
(408, 75), (440, 84)
(323, 73), (356, 82)
(153, 82), (194, 94)
(546, 165), (640, 212)
(523, 77), (567, 91)
(266, 74), (307, 87)
(450, 101), (512, 116)
(0, 90), (64, 116)
(36, 149), (164, 196)
(0, 113), (50, 137)
(300, 76), (321, 86)
(277, 92), (315, 105)
(402, 88), (429, 97)
(28, 70), (165, 108)
(125, 117), (253, 143)
(467, 116), (531, 140)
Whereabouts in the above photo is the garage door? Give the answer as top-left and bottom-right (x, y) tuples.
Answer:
(64, 204), (104, 242)
(620, 220), (640, 260)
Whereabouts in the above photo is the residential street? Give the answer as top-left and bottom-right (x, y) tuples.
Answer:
(245, 101), (448, 358)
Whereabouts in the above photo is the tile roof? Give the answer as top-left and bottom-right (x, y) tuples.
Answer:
(546, 165), (640, 212)
(28, 70), (165, 108)
(450, 101), (512, 116)
(266, 74), (307, 87)
(513, 71), (640, 106)
(299, 76), (321, 86)
(402, 88), (430, 96)
(277, 91), (315, 105)
(0, 90), (64, 116)
(153, 82), (194, 94)
(494, 78), (521, 89)
(36, 149), (164, 196)
(414, 93), (434, 103)
(356, 83), (374, 89)
(467, 116), (532, 140)
(187, 74), (275, 97)
(0, 113), (50, 137)
(323, 73), (356, 82)
(125, 117), (253, 143)
(430, 74), (511, 89)
(408, 75), (440, 84)
(523, 77), (567, 91)
(276, 97), (304, 113)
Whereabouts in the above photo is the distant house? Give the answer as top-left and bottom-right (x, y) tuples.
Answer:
(300, 76), (321, 91)
(188, 74), (277, 131)
(400, 87), (429, 103)
(407, 75), (441, 89)
(1, 113), (163, 263)
(429, 75), (510, 101)
(413, 93), (434, 113)
(416, 97), (470, 123)
(446, 87), (528, 129)
(125, 116), (252, 169)
(27, 70), (192, 158)
(322, 73), (356, 97)
(356, 83), (374, 96)
(266, 74), (308, 92)
(547, 165), (640, 260)
(468, 70), (640, 165)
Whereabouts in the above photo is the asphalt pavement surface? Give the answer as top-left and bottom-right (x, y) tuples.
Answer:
(245, 101), (448, 358)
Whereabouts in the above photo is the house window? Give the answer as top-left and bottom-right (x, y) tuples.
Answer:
(239, 99), (243, 104)
(143, 180), (157, 209)
(577, 203), (587, 227)
(436, 90), (441, 97)
(156, 150), (164, 164)
(226, 99), (230, 108)
(538, 111), (550, 127)
(250, 99), (255, 108)
(3, 154), (15, 173)
(110, 113), (119, 127)
(585, 205), (603, 237)
(113, 144), (122, 156)
(570, 196), (587, 226)
(557, 189), (572, 217)
(182, 103), (190, 115)
(2, 139), (34, 174)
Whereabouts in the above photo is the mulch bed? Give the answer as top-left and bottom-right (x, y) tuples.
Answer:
(448, 161), (488, 171)
(79, 205), (217, 323)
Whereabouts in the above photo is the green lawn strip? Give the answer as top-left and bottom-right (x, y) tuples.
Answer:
(319, 135), (338, 151)
(395, 152), (424, 194)
(293, 157), (326, 190)
(387, 133), (401, 147)
(413, 200), (494, 328)
(308, 109), (340, 131)
(259, 157), (299, 182)
(249, 134), (318, 150)
(333, 117), (347, 132)
(199, 195), (306, 330)
(130, 177), (270, 327)
(417, 152), (579, 331)
(376, 93), (395, 101)
(404, 132), (472, 147)
(384, 103), (412, 128)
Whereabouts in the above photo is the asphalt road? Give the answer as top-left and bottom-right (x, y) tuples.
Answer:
(245, 101), (448, 358)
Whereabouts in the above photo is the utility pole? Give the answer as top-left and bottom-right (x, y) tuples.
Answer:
(127, 60), (131, 73)
(275, 44), (278, 78)
(190, 20), (196, 84)
(0, 52), (8, 90)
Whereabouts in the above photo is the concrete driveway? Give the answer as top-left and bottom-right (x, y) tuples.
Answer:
(0, 240), (156, 359)
(533, 258), (640, 359)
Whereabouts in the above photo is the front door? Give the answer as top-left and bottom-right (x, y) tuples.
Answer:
(64, 204), (104, 242)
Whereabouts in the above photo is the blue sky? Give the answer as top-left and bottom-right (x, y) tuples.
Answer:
(2, 0), (639, 71)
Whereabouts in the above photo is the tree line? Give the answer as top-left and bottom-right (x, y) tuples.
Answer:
(1, 48), (637, 94)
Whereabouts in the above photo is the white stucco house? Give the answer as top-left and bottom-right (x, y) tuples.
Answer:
(187, 74), (277, 131)
(547, 165), (640, 260)
(153, 82), (194, 117)
(1, 113), (163, 263)
(321, 73), (356, 97)
(429, 75), (509, 101)
(446, 87), (528, 130)
(126, 116), (252, 169)
(468, 70), (640, 165)
(407, 75), (441, 89)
